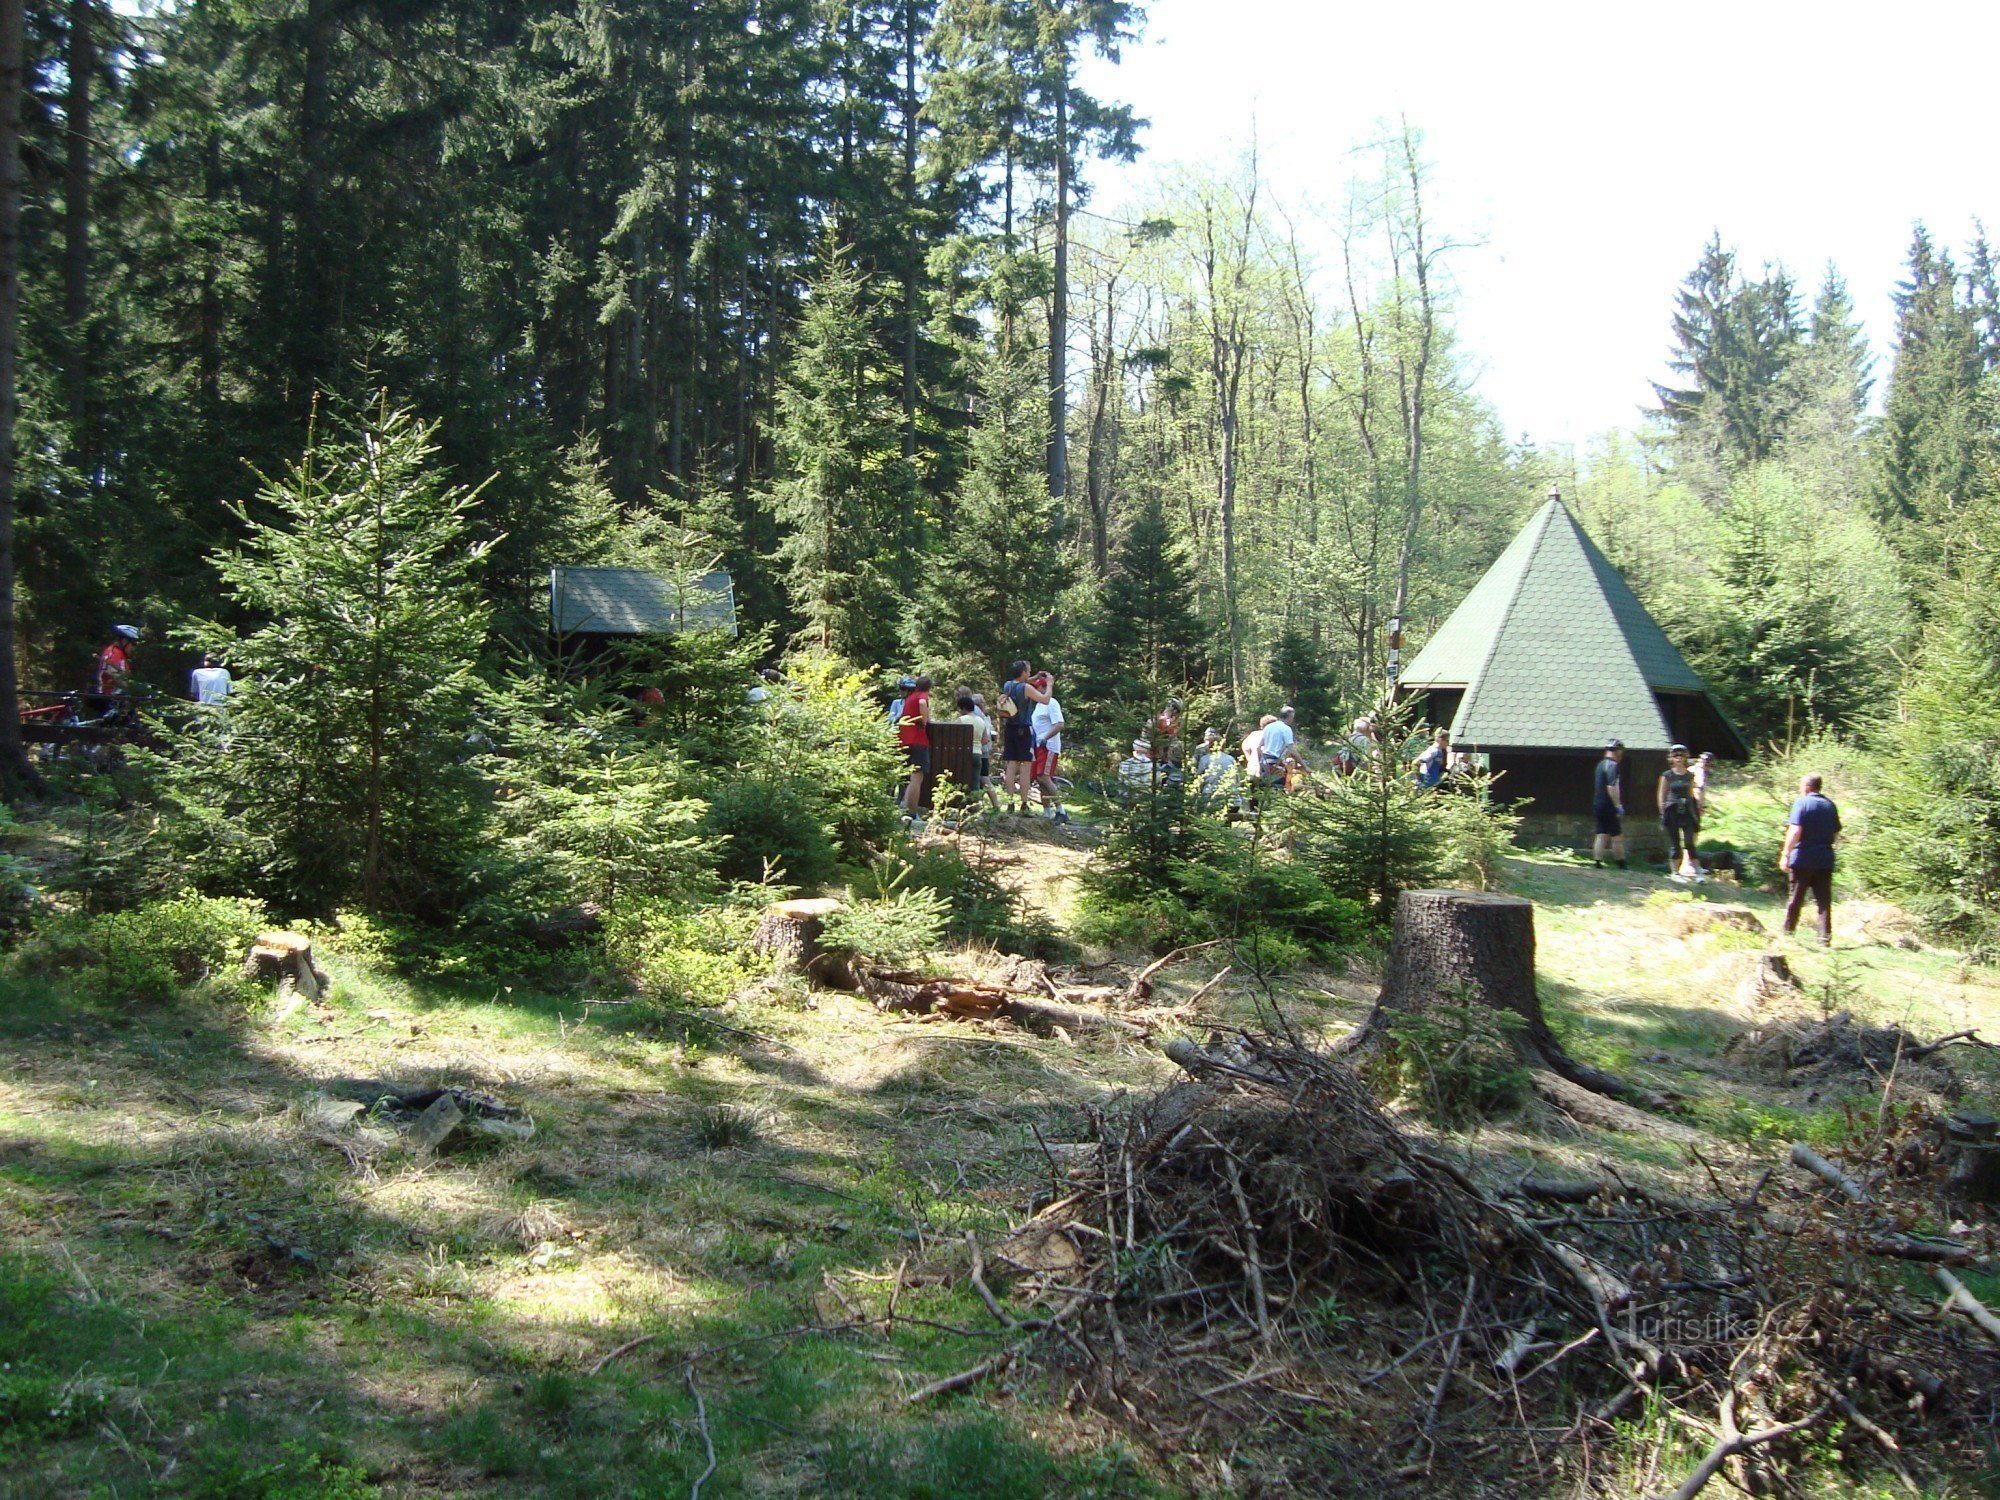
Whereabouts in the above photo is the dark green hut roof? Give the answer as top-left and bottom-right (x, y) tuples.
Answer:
(1401, 498), (1747, 756)
(549, 566), (737, 637)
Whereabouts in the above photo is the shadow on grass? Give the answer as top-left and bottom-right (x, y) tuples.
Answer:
(0, 976), (1157, 1498)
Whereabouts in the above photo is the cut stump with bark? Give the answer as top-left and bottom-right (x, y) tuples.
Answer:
(244, 931), (331, 1004)
(1338, 890), (1673, 1129)
(751, 898), (856, 989)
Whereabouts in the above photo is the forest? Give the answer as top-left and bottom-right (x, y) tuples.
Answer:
(3, 1), (2000, 1497)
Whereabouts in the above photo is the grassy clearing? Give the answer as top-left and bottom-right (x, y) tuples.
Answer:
(2, 771), (1997, 1496)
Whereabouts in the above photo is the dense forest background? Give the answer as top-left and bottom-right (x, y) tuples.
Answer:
(7, 1), (2000, 830)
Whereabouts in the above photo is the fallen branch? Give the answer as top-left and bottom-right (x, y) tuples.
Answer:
(1935, 1266), (2000, 1348)
(905, 1349), (1016, 1405)
(1126, 940), (1224, 1001)
(585, 1333), (658, 1377)
(686, 1365), (718, 1500)
(1653, 1390), (1829, 1500)
(1790, 1142), (1869, 1203)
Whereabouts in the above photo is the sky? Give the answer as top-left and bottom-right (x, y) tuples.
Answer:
(1076, 0), (2000, 452)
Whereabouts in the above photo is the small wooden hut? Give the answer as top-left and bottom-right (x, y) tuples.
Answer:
(1398, 494), (1748, 848)
(548, 566), (737, 647)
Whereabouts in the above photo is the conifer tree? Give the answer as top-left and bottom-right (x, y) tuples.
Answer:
(161, 402), (493, 915)
(1077, 492), (1202, 705)
(1653, 233), (1803, 475)
(1875, 227), (1991, 586)
(769, 246), (912, 664)
(906, 338), (1061, 677)
(1267, 628), (1338, 733)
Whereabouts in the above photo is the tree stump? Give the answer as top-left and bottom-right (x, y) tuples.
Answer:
(243, 931), (330, 1004)
(1339, 890), (1673, 1129)
(751, 898), (856, 989)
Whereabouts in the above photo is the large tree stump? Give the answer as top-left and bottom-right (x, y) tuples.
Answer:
(243, 931), (330, 1004)
(751, 898), (856, 989)
(1339, 890), (1673, 1129)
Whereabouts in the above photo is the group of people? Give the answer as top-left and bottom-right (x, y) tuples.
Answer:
(1591, 738), (1843, 945)
(1591, 740), (1717, 880)
(81, 624), (231, 718)
(887, 661), (1070, 829)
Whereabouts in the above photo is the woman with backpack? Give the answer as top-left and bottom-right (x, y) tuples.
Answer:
(996, 660), (1049, 816)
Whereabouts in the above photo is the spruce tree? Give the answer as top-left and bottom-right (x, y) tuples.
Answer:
(161, 402), (492, 915)
(1875, 226), (1991, 590)
(1653, 234), (1804, 475)
(906, 338), (1061, 678)
(1267, 628), (1338, 733)
(769, 245), (912, 664)
(1077, 493), (1203, 705)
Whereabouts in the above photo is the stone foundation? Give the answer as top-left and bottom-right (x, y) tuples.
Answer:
(1517, 814), (1667, 860)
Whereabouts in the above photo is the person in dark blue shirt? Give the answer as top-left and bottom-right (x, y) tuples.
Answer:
(1592, 740), (1626, 869)
(1781, 773), (1842, 945)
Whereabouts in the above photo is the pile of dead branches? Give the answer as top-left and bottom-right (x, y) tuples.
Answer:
(1726, 1010), (1986, 1102)
(956, 1031), (2000, 1496)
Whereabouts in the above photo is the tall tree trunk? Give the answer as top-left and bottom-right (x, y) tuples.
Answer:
(198, 129), (222, 413)
(63, 0), (91, 396)
(1384, 122), (1436, 691)
(899, 0), (918, 462)
(294, 0), (336, 399)
(0, 0), (40, 793)
(1046, 56), (1068, 521)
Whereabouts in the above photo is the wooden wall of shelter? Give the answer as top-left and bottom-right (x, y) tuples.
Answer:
(923, 721), (977, 812)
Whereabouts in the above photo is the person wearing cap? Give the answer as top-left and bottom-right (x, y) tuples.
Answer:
(1593, 740), (1627, 869)
(1028, 672), (1068, 823)
(1118, 737), (1157, 786)
(886, 674), (916, 728)
(1154, 697), (1184, 757)
(1659, 744), (1702, 881)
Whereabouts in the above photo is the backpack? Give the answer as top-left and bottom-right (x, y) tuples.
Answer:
(996, 683), (1021, 719)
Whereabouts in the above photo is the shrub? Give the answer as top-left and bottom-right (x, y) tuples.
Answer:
(1079, 778), (1363, 963)
(1367, 994), (1530, 1126)
(822, 887), (950, 965)
(703, 777), (836, 887)
(602, 896), (765, 1007)
(848, 840), (1061, 955)
(11, 893), (269, 1006)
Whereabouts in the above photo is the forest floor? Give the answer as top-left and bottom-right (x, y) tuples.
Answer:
(3, 782), (1999, 1498)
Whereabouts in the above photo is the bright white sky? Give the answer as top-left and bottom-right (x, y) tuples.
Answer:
(1078, 0), (2000, 452)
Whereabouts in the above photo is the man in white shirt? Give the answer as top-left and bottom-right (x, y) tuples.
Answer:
(1029, 674), (1068, 824)
(1258, 706), (1300, 786)
(189, 654), (232, 706)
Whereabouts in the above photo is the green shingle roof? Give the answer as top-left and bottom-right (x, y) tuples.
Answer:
(1400, 498), (1736, 752)
(549, 566), (738, 637)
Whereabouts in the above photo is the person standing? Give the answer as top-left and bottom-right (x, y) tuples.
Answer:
(189, 652), (232, 706)
(997, 660), (1048, 815)
(967, 693), (994, 788)
(1029, 673), (1068, 824)
(1780, 773), (1842, 946)
(1413, 728), (1450, 789)
(1196, 726), (1238, 801)
(1242, 714), (1275, 779)
(897, 674), (932, 825)
(1659, 744), (1703, 881)
(1593, 740), (1627, 869)
(93, 623), (139, 695)
(1259, 706), (1301, 788)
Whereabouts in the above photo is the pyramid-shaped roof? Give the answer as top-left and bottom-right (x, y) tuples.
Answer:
(1401, 498), (1746, 755)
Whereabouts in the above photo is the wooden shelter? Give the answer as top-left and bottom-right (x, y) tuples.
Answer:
(1398, 494), (1748, 847)
(548, 566), (737, 643)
